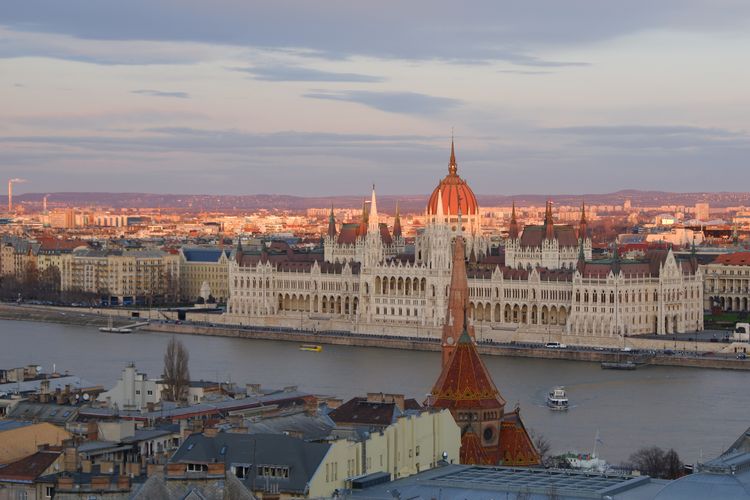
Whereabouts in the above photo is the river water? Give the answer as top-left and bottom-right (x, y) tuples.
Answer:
(0, 319), (747, 464)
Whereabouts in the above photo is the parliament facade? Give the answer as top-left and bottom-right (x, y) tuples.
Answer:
(226, 142), (703, 341)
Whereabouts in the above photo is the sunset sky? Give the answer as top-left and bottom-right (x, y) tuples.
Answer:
(1, 1), (749, 196)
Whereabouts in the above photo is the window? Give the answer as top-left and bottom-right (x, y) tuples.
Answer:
(45, 486), (54, 498)
(147, 390), (153, 395)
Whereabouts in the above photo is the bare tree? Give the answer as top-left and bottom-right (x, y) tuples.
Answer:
(162, 337), (190, 402)
(625, 446), (683, 479)
(529, 428), (552, 466)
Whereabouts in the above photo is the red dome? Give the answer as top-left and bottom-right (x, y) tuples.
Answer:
(426, 142), (479, 216)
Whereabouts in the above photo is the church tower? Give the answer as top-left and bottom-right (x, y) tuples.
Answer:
(429, 236), (540, 466)
(441, 227), (473, 367)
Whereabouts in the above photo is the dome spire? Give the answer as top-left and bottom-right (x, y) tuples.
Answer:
(327, 202), (337, 238)
(449, 133), (457, 175)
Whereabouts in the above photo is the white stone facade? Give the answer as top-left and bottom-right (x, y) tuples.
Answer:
(226, 156), (703, 339)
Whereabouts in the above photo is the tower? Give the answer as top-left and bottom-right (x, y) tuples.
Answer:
(363, 185), (383, 268)
(441, 228), (473, 367)
(429, 237), (539, 466)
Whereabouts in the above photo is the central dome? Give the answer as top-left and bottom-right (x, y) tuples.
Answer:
(426, 141), (479, 216)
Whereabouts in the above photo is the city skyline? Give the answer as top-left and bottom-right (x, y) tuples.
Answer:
(2, 1), (750, 195)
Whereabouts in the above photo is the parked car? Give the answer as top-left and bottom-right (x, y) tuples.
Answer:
(737, 353), (747, 360)
(545, 342), (568, 349)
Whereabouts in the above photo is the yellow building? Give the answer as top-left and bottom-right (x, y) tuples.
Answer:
(178, 247), (230, 303)
(0, 422), (71, 466)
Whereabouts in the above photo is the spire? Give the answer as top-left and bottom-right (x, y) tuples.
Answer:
(435, 187), (445, 220)
(579, 200), (588, 240)
(509, 201), (519, 239)
(544, 200), (555, 240)
(393, 201), (402, 238)
(358, 198), (368, 236)
(368, 184), (379, 232)
(441, 233), (472, 368)
(235, 236), (244, 264)
(327, 203), (337, 238)
(449, 137), (457, 176)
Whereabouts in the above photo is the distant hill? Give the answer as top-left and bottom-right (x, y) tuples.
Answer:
(4, 190), (749, 213)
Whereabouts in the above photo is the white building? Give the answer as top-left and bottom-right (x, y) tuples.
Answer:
(226, 143), (703, 338)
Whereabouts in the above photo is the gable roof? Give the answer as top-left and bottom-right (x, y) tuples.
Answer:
(519, 224), (579, 248)
(0, 448), (62, 482)
(328, 397), (401, 428)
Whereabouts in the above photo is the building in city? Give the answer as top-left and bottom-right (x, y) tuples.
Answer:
(701, 252), (750, 312)
(178, 246), (230, 303)
(60, 248), (180, 305)
(226, 142), (704, 339)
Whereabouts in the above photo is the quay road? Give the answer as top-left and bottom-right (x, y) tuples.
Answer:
(1, 302), (748, 370)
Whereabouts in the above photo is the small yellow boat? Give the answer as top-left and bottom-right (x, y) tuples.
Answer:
(300, 344), (323, 352)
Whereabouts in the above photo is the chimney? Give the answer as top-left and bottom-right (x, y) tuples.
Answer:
(91, 476), (110, 491)
(117, 475), (131, 490)
(81, 460), (92, 473)
(203, 427), (219, 438)
(63, 445), (78, 472)
(57, 476), (74, 491)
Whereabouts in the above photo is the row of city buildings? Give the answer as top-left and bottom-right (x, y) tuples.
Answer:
(2, 143), (750, 339)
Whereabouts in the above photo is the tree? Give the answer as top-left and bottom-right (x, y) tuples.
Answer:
(529, 429), (552, 466)
(626, 446), (683, 479)
(162, 337), (190, 402)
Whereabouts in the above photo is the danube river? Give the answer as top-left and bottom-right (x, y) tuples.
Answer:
(1, 319), (747, 464)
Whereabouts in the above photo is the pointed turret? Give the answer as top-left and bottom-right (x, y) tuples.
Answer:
(327, 204), (337, 238)
(449, 137), (457, 175)
(579, 200), (588, 240)
(235, 236), (244, 264)
(577, 238), (586, 273)
(441, 232), (472, 367)
(358, 198), (368, 236)
(393, 201), (402, 238)
(544, 201), (555, 240)
(368, 184), (379, 233)
(509, 201), (519, 239)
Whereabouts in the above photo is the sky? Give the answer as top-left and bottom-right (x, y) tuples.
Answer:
(1, 1), (749, 196)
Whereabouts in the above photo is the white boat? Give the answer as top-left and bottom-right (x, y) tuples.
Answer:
(99, 316), (133, 334)
(563, 431), (609, 472)
(546, 386), (569, 410)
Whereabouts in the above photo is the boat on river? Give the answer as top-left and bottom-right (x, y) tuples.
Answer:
(99, 316), (133, 334)
(300, 344), (322, 352)
(601, 361), (637, 370)
(546, 386), (569, 410)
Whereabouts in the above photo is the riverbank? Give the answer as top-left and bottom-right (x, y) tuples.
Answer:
(1, 303), (748, 371)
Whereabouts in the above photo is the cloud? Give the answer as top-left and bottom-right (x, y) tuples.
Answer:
(497, 69), (554, 75)
(132, 89), (190, 98)
(232, 65), (384, 83)
(11, 1), (747, 65)
(545, 125), (750, 150)
(304, 90), (462, 115)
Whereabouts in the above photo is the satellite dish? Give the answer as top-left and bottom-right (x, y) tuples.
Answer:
(36, 365), (43, 373)
(75, 394), (80, 399)
(82, 393), (90, 401)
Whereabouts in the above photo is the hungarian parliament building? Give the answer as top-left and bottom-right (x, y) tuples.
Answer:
(226, 143), (704, 341)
